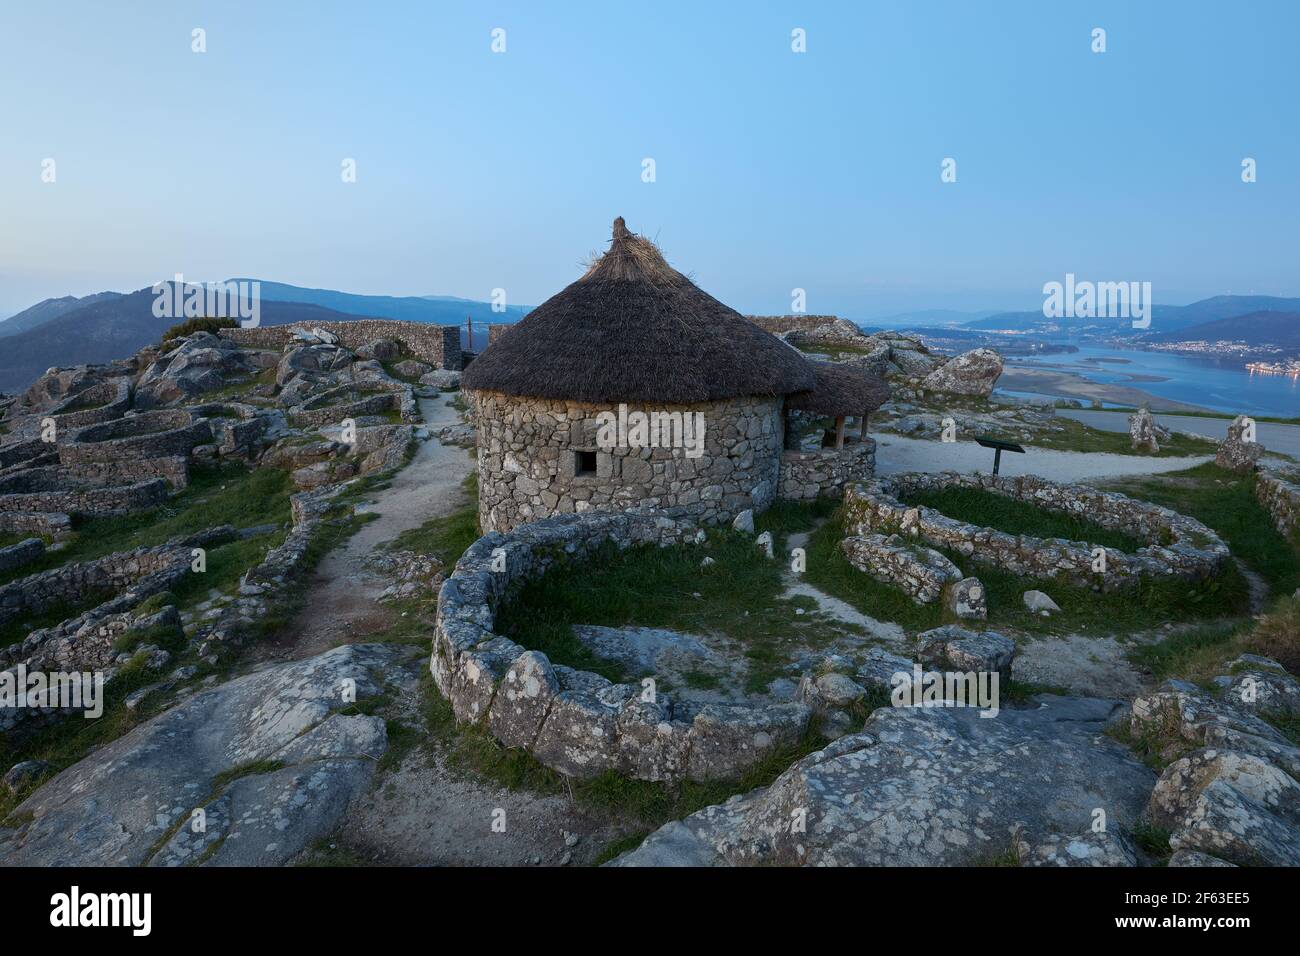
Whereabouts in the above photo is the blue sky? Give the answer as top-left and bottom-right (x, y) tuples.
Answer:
(1, 0), (1296, 320)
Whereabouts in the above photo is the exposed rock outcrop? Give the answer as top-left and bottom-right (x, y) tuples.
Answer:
(610, 696), (1153, 866)
(1130, 664), (1300, 867)
(0, 643), (413, 866)
(919, 348), (1004, 397)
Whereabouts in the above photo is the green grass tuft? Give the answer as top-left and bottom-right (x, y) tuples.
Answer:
(898, 485), (1150, 552)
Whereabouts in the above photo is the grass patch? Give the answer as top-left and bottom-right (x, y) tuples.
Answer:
(681, 669), (723, 690)
(0, 462), (293, 587)
(804, 506), (1249, 637)
(754, 496), (838, 544)
(0, 532), (48, 550)
(898, 486), (1150, 552)
(1030, 416), (1217, 458)
(1126, 621), (1244, 682)
(210, 759), (284, 790)
(494, 529), (848, 691)
(1104, 463), (1300, 596)
(1129, 593), (1300, 684)
(590, 831), (652, 866)
(111, 618), (187, 656)
(296, 838), (371, 867)
(160, 316), (238, 344)
(1132, 820), (1173, 861)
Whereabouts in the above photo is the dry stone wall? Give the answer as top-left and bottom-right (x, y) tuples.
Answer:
(0, 440), (54, 471)
(779, 441), (875, 501)
(744, 315), (843, 335)
(0, 469), (170, 517)
(470, 391), (785, 533)
(842, 533), (962, 603)
(432, 510), (811, 782)
(1255, 470), (1300, 540)
(45, 378), (132, 431)
(0, 543), (194, 630)
(844, 472), (1229, 591)
(0, 511), (70, 538)
(220, 320), (461, 370)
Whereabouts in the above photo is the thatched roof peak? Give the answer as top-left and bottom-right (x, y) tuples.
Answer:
(580, 216), (683, 286)
(461, 217), (818, 405)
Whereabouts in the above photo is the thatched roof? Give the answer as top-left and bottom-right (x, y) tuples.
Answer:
(460, 217), (816, 404)
(786, 360), (891, 417)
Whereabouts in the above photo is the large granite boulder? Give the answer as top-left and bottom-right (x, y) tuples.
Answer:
(868, 333), (941, 379)
(135, 333), (252, 408)
(275, 343), (354, 387)
(0, 643), (414, 866)
(610, 696), (1154, 866)
(919, 348), (1004, 397)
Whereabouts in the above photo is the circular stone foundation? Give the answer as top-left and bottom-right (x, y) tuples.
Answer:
(843, 472), (1229, 591)
(432, 510), (812, 783)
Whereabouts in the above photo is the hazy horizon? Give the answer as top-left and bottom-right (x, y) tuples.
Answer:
(3, 0), (1297, 320)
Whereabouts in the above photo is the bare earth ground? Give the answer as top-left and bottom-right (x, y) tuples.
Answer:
(253, 395), (473, 663)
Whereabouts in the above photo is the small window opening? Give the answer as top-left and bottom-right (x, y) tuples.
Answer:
(575, 450), (598, 476)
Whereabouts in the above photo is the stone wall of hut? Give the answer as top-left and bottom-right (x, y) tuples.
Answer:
(470, 392), (785, 532)
(779, 440), (876, 501)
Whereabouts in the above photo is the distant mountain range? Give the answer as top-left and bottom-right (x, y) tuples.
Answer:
(1148, 309), (1300, 348)
(244, 280), (530, 329)
(964, 295), (1300, 348)
(0, 292), (124, 338)
(0, 280), (532, 394)
(864, 308), (1002, 328)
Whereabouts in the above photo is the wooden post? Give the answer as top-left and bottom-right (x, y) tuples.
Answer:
(834, 415), (845, 450)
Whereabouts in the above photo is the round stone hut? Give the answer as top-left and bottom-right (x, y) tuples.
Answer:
(462, 217), (885, 532)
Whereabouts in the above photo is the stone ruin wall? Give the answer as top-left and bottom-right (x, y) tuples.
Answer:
(0, 544), (192, 632)
(744, 315), (842, 335)
(432, 510), (811, 783)
(844, 472), (1230, 591)
(1255, 470), (1300, 541)
(470, 391), (785, 533)
(0, 470), (170, 517)
(219, 319), (462, 370)
(779, 440), (876, 501)
(0, 511), (70, 538)
(59, 411), (211, 490)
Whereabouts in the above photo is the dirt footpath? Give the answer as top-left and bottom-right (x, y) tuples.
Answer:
(254, 395), (474, 663)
